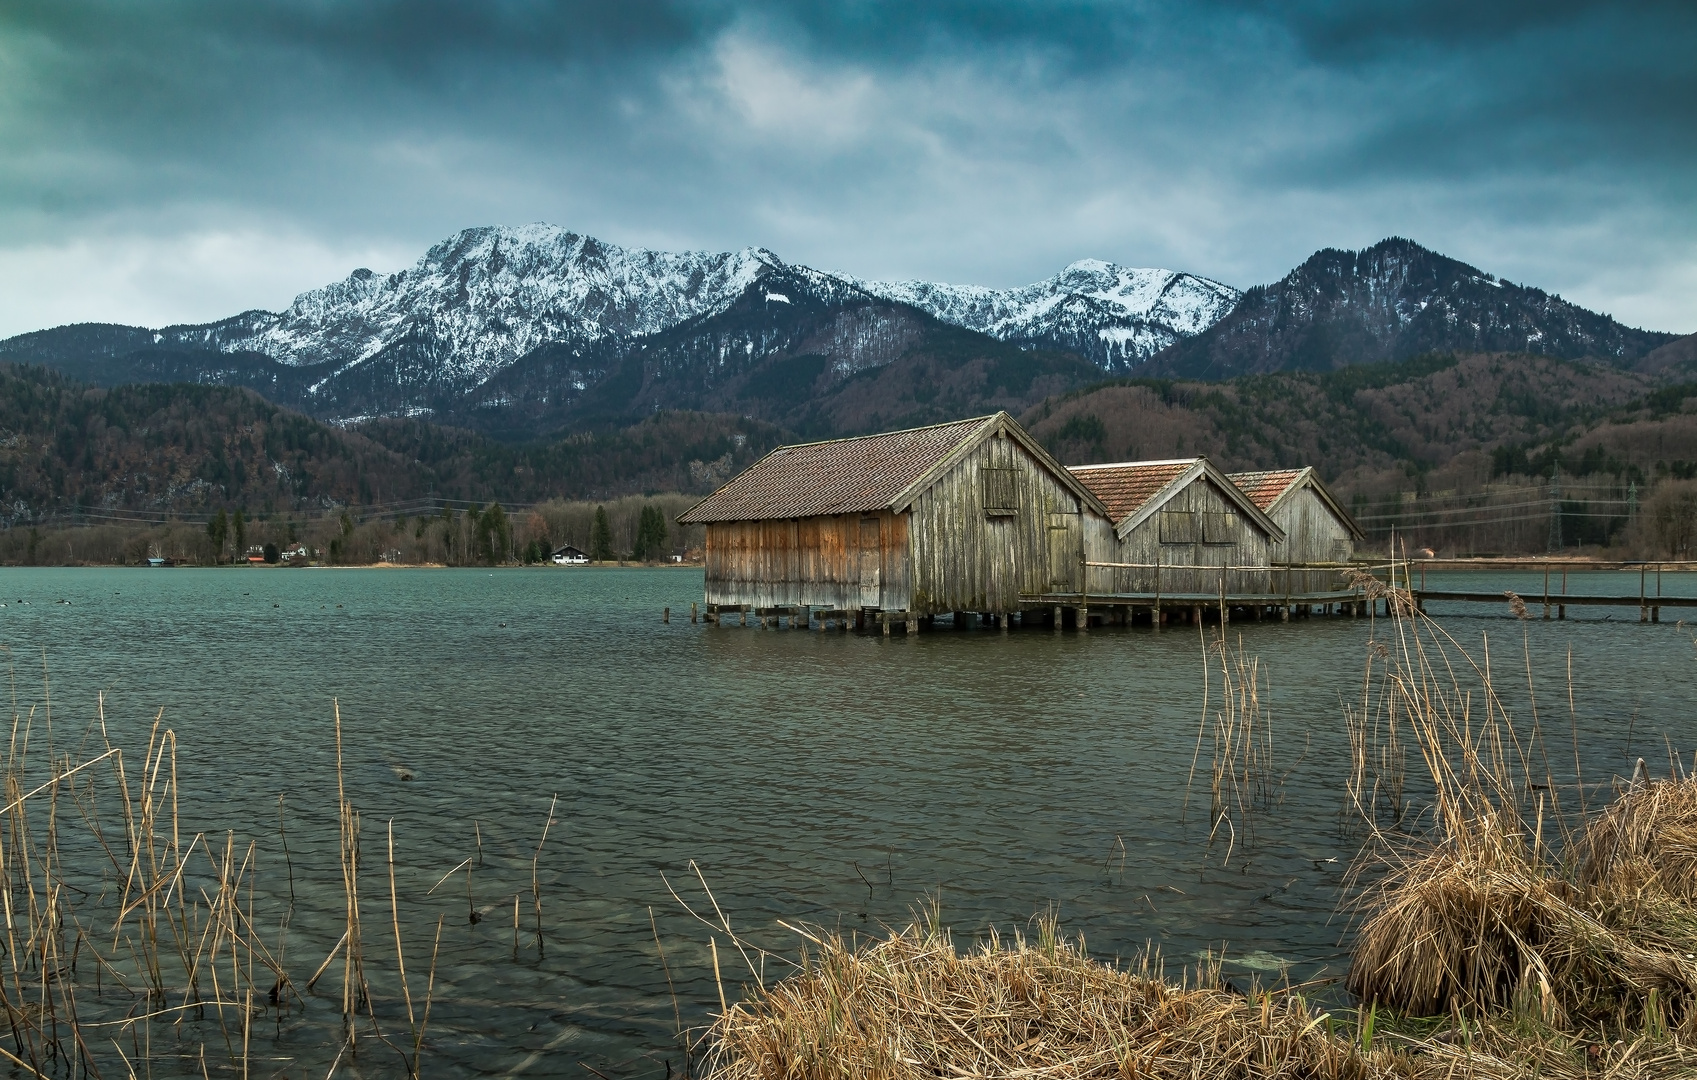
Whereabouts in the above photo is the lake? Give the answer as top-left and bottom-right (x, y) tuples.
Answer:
(0, 565), (1692, 1078)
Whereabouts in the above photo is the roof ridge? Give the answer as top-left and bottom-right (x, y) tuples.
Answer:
(1069, 457), (1200, 470)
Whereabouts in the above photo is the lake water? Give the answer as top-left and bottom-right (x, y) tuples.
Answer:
(0, 566), (1693, 1078)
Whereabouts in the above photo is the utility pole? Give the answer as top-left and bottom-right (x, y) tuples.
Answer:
(1547, 466), (1563, 552)
(1628, 479), (1638, 526)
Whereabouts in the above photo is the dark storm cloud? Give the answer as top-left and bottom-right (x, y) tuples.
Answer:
(0, 0), (1692, 335)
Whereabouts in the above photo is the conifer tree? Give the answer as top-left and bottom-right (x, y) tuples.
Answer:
(590, 505), (614, 561)
(206, 508), (229, 562)
(232, 510), (246, 559)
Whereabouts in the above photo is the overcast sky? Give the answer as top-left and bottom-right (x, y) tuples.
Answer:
(1, 0), (1692, 338)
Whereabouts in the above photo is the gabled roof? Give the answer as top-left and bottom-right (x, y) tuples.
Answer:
(1227, 467), (1365, 541)
(1069, 457), (1284, 542)
(678, 412), (1109, 524)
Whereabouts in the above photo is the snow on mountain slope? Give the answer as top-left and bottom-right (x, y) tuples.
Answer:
(851, 260), (1241, 370)
(195, 224), (782, 387)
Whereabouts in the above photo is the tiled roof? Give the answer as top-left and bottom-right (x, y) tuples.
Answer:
(1227, 469), (1305, 511)
(1067, 459), (1199, 523)
(678, 417), (994, 523)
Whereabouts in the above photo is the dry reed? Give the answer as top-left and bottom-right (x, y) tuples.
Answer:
(0, 655), (528, 1077)
(1186, 632), (1280, 862)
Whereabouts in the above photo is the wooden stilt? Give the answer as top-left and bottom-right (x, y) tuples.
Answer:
(691, 602), (698, 624)
(1053, 605), (1062, 632)
(663, 606), (670, 623)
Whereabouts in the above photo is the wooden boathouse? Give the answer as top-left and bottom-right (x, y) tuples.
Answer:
(677, 412), (1113, 629)
(1067, 457), (1283, 601)
(1229, 467), (1365, 594)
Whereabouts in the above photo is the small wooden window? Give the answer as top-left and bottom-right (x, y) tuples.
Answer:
(1159, 510), (1196, 543)
(1202, 512), (1239, 545)
(982, 467), (1018, 515)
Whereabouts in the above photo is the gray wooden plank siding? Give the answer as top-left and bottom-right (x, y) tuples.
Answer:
(906, 431), (1090, 613)
(1087, 476), (1273, 595)
(1269, 485), (1355, 595)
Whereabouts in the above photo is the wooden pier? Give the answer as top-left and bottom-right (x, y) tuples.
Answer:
(698, 558), (1697, 633)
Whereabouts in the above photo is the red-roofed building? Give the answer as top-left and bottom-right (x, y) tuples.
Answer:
(1228, 467), (1364, 592)
(678, 412), (1112, 617)
(1069, 457), (1284, 598)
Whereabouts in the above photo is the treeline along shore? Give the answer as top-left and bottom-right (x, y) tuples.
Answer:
(0, 493), (708, 567)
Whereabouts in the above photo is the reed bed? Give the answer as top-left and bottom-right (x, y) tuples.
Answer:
(1341, 571), (1697, 1037)
(0, 664), (512, 1078)
(701, 910), (1697, 1080)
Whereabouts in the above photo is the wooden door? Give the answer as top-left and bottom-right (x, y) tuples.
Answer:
(858, 516), (882, 607)
(1047, 512), (1077, 590)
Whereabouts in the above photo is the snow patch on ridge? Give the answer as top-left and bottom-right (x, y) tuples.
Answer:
(848, 260), (1240, 369)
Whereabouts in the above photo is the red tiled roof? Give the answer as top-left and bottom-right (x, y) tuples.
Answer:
(677, 417), (994, 523)
(1227, 469), (1305, 511)
(1067, 459), (1198, 523)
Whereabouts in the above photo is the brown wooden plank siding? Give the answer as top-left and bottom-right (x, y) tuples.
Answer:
(906, 431), (1091, 613)
(1268, 484), (1355, 595)
(703, 511), (911, 609)
(1087, 475), (1272, 595)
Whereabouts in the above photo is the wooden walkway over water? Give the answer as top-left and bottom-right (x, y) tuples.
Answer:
(697, 558), (1697, 633)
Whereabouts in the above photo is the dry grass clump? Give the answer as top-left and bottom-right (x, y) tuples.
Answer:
(1343, 586), (1697, 1041)
(701, 910), (1697, 1080)
(1578, 773), (1697, 902)
(705, 911), (1397, 1080)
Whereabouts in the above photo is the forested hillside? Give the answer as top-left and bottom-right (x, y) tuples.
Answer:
(0, 364), (778, 526)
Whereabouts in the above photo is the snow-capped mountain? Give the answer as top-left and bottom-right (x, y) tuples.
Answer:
(173, 224), (783, 389)
(852, 260), (1241, 370)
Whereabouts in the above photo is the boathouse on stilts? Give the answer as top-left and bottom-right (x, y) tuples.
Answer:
(1228, 467), (1365, 600)
(1065, 457), (1285, 627)
(676, 412), (1113, 632)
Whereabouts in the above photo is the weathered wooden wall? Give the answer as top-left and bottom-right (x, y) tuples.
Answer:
(906, 431), (1098, 613)
(1268, 484), (1355, 595)
(703, 511), (911, 609)
(1086, 475), (1273, 596)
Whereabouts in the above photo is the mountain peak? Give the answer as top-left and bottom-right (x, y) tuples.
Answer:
(1145, 237), (1675, 379)
(850, 260), (1239, 370)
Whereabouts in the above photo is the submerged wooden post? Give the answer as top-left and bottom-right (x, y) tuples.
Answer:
(1153, 553), (1162, 632)
(663, 606), (670, 623)
(1053, 604), (1062, 632)
(1641, 567), (1648, 623)
(882, 614), (892, 637)
(1219, 565), (1228, 628)
(691, 602), (698, 624)
(1543, 566), (1550, 620)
